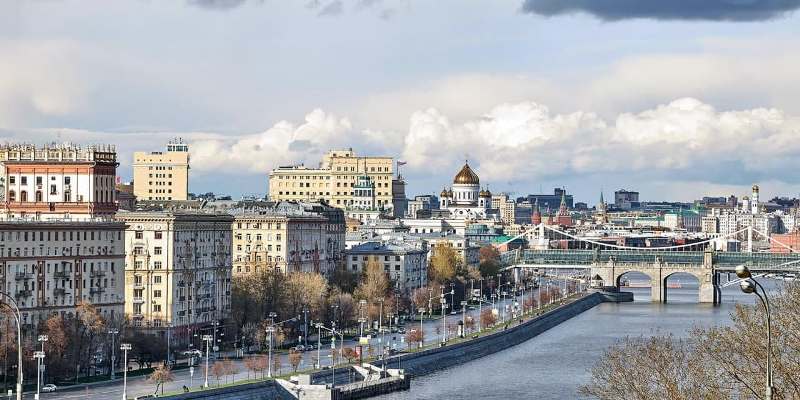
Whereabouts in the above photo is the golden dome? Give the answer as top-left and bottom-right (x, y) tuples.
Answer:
(440, 188), (450, 197)
(453, 162), (480, 185)
(479, 188), (491, 197)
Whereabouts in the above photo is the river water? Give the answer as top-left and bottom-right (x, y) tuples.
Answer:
(375, 273), (768, 400)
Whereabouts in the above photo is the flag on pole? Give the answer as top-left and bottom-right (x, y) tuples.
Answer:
(397, 160), (407, 166)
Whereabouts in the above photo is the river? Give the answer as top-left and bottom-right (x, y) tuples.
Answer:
(374, 273), (769, 400)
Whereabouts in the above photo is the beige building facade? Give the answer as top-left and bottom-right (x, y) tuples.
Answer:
(133, 140), (190, 201)
(117, 211), (233, 345)
(268, 149), (394, 209)
(0, 220), (126, 328)
(231, 201), (346, 276)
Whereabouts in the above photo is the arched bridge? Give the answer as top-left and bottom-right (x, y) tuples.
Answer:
(498, 225), (800, 304)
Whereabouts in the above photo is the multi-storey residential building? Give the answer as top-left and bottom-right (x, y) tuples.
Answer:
(614, 189), (640, 210)
(0, 220), (125, 327)
(492, 193), (517, 224)
(230, 201), (345, 276)
(268, 149), (394, 209)
(132, 140), (190, 201)
(116, 211), (233, 345)
(346, 240), (427, 293)
(0, 143), (118, 220)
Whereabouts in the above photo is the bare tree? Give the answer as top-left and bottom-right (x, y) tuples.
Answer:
(581, 283), (800, 400)
(148, 364), (174, 396)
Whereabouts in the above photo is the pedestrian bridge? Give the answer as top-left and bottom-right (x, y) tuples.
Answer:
(498, 225), (800, 303)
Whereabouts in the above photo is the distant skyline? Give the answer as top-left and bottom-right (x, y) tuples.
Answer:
(2, 1), (800, 203)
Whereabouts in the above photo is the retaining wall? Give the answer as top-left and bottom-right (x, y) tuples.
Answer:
(372, 292), (606, 377)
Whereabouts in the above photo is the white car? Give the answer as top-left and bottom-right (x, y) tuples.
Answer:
(42, 384), (57, 393)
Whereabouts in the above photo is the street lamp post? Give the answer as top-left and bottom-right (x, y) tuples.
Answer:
(120, 343), (131, 400)
(0, 292), (24, 400)
(33, 351), (44, 400)
(37, 335), (48, 395)
(418, 308), (425, 348)
(460, 301), (467, 337)
(266, 312), (277, 378)
(202, 335), (212, 388)
(211, 320), (220, 359)
(108, 329), (119, 380)
(166, 323), (172, 366)
(735, 265), (774, 400)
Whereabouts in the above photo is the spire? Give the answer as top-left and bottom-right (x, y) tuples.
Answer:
(599, 190), (604, 205)
(559, 190), (567, 215)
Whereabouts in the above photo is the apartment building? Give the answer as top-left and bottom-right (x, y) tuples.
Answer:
(231, 201), (345, 276)
(0, 143), (118, 220)
(0, 220), (126, 327)
(132, 140), (190, 201)
(346, 240), (428, 293)
(268, 149), (394, 209)
(116, 211), (233, 345)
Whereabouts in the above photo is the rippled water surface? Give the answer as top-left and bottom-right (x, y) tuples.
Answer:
(375, 275), (765, 400)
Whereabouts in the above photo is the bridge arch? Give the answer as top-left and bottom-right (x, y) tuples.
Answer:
(661, 272), (701, 303)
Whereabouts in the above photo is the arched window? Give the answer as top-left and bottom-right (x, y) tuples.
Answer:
(19, 191), (27, 202)
(35, 191), (42, 202)
(8, 190), (15, 201)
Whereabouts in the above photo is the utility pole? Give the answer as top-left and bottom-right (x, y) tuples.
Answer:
(202, 335), (212, 388)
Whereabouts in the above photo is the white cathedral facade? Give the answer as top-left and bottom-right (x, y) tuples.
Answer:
(439, 162), (492, 220)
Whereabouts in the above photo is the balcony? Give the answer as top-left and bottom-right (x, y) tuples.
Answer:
(132, 312), (144, 319)
(16, 290), (32, 298)
(132, 297), (145, 303)
(90, 287), (105, 295)
(54, 271), (70, 279)
(53, 288), (68, 297)
(90, 270), (106, 278)
(133, 283), (144, 289)
(14, 272), (33, 280)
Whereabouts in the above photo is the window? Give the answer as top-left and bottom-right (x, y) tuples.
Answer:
(154, 247), (162, 255)
(8, 176), (14, 185)
(135, 231), (143, 239)
(154, 305), (162, 313)
(153, 290), (162, 298)
(154, 276), (162, 284)
(50, 185), (57, 195)
(154, 231), (162, 239)
(64, 177), (71, 185)
(20, 177), (27, 186)
(154, 261), (162, 269)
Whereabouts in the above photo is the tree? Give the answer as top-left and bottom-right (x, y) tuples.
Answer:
(581, 283), (800, 400)
(478, 245), (502, 278)
(212, 361), (225, 386)
(224, 359), (239, 384)
(465, 316), (476, 333)
(342, 347), (357, 364)
(355, 258), (389, 301)
(331, 264), (359, 293)
(480, 308), (497, 327)
(429, 245), (461, 283)
(148, 364), (174, 395)
(288, 350), (303, 372)
(406, 329), (424, 348)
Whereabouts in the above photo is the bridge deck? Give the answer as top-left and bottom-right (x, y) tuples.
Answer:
(501, 249), (800, 270)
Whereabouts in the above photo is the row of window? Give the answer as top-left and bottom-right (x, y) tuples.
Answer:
(1, 230), (121, 242)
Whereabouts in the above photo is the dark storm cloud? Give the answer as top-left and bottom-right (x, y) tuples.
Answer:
(520, 0), (800, 21)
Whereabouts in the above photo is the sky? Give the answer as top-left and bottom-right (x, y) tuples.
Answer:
(2, 0), (800, 204)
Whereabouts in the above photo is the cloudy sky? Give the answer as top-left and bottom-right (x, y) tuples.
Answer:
(3, 0), (800, 203)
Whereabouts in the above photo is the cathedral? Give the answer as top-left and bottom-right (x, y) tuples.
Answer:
(439, 161), (492, 220)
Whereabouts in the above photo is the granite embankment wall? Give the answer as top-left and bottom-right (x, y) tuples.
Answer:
(158, 291), (626, 400)
(372, 291), (611, 377)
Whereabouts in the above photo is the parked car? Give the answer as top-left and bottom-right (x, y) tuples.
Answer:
(42, 384), (58, 393)
(293, 345), (306, 352)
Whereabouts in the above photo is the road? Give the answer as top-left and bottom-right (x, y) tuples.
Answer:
(40, 282), (572, 399)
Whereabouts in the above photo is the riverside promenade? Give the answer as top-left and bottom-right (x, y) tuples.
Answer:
(153, 289), (628, 400)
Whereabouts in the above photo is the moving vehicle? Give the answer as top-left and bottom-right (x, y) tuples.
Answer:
(42, 384), (58, 393)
